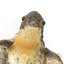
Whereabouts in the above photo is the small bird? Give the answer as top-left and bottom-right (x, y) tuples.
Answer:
(8, 11), (46, 64)
(0, 11), (63, 64)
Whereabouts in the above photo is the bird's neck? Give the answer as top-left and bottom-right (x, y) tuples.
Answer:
(15, 26), (42, 47)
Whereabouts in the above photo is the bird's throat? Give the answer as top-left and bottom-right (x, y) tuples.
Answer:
(9, 26), (43, 57)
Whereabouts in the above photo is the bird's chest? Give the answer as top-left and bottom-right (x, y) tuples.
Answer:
(8, 26), (45, 64)
(8, 48), (45, 64)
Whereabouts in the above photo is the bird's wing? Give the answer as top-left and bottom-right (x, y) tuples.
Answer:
(45, 48), (63, 64)
(0, 40), (14, 64)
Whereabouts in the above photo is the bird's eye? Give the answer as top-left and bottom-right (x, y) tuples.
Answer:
(42, 21), (46, 25)
(22, 16), (25, 21)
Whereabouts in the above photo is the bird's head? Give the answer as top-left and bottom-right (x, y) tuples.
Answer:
(20, 11), (45, 31)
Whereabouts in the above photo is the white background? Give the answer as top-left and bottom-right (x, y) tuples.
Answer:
(0, 0), (64, 63)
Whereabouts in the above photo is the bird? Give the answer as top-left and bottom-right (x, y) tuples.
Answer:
(0, 11), (63, 64)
